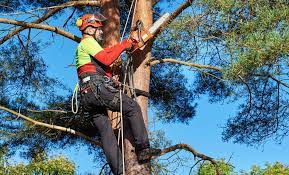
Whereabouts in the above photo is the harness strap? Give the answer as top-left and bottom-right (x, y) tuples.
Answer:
(80, 86), (91, 94)
(111, 92), (120, 106)
(134, 89), (150, 97)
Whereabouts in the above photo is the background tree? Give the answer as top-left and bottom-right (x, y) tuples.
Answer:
(197, 159), (236, 175)
(240, 162), (289, 175)
(1, 0), (289, 174)
(196, 160), (289, 175)
(0, 148), (75, 175)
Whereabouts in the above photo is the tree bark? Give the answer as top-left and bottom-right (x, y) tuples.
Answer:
(102, 0), (122, 129)
(124, 0), (153, 174)
(102, 0), (120, 47)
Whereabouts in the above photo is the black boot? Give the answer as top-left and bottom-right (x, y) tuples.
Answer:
(137, 148), (161, 162)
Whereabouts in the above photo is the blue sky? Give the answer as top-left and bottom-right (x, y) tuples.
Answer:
(2, 1), (289, 174)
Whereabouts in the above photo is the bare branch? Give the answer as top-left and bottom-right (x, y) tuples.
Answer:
(0, 0), (102, 45)
(27, 109), (68, 114)
(238, 75), (252, 111)
(153, 0), (194, 38)
(0, 18), (81, 42)
(99, 163), (109, 175)
(147, 58), (222, 72)
(253, 73), (289, 89)
(0, 105), (101, 147)
(0, 2), (92, 16)
(26, 28), (31, 47)
(189, 159), (202, 175)
(63, 8), (77, 28)
(0, 4), (14, 11)
(152, 0), (161, 6)
(155, 143), (220, 175)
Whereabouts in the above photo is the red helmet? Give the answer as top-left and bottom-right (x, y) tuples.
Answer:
(76, 13), (107, 31)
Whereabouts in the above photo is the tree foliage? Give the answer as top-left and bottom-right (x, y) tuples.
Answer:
(197, 159), (236, 175)
(241, 162), (289, 175)
(150, 64), (197, 123)
(0, 149), (75, 175)
(196, 160), (289, 175)
(160, 0), (289, 145)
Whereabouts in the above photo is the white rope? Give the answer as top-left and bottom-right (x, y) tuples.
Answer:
(119, 91), (125, 175)
(120, 0), (136, 41)
(71, 83), (79, 114)
(118, 0), (137, 174)
(131, 0), (138, 31)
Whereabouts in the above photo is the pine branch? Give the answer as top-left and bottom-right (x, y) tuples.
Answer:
(0, 105), (101, 147)
(0, 0), (102, 45)
(147, 58), (222, 71)
(0, 18), (81, 42)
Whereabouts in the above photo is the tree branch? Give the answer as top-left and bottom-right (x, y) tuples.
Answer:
(0, 18), (81, 42)
(238, 75), (252, 111)
(0, 0), (102, 45)
(153, 0), (194, 38)
(155, 143), (220, 175)
(27, 109), (68, 114)
(253, 73), (289, 89)
(147, 58), (222, 72)
(152, 0), (160, 6)
(63, 8), (77, 28)
(0, 105), (101, 147)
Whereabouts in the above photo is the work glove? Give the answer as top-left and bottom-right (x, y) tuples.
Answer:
(122, 31), (140, 51)
(129, 30), (140, 50)
(121, 38), (133, 50)
(111, 58), (122, 75)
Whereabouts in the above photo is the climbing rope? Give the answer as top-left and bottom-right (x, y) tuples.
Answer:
(71, 83), (79, 114)
(118, 0), (138, 174)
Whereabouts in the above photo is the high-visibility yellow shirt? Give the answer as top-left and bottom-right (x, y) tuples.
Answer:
(75, 37), (103, 68)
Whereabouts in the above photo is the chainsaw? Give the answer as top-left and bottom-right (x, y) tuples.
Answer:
(130, 12), (170, 52)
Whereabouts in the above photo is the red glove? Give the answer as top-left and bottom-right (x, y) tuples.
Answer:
(125, 31), (140, 51)
(94, 39), (133, 66)
(122, 38), (133, 50)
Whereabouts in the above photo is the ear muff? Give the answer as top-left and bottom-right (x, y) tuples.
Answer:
(76, 18), (83, 27)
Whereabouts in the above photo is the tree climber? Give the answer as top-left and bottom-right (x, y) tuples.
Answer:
(75, 13), (160, 175)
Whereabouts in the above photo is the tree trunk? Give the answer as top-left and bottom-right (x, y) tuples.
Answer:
(102, 0), (122, 129)
(102, 0), (120, 47)
(124, 0), (153, 174)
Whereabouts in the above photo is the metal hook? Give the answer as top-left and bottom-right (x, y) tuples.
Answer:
(136, 20), (145, 45)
